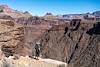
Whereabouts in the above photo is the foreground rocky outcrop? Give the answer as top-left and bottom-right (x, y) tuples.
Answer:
(0, 56), (67, 67)
(40, 20), (100, 67)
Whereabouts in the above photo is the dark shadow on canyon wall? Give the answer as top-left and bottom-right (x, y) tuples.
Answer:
(87, 22), (100, 35)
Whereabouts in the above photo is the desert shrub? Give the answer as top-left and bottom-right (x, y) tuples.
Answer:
(0, 9), (3, 12)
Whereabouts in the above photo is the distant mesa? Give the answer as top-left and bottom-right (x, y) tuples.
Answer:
(44, 12), (57, 20)
(45, 12), (53, 15)
(93, 11), (100, 17)
(24, 11), (30, 14)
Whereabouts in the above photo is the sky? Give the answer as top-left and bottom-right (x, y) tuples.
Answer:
(0, 0), (100, 16)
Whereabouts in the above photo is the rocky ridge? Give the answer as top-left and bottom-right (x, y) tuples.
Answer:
(0, 19), (26, 57)
(40, 20), (100, 67)
(0, 56), (67, 67)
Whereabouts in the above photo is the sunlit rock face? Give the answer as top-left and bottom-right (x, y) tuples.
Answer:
(0, 56), (67, 67)
(40, 20), (100, 67)
(0, 19), (38, 58)
(0, 19), (26, 57)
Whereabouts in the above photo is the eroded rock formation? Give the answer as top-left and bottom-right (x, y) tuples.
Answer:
(0, 19), (25, 57)
(40, 20), (100, 67)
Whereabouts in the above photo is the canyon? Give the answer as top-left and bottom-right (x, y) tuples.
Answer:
(0, 5), (100, 67)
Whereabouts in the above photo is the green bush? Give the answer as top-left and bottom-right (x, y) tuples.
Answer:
(0, 9), (3, 12)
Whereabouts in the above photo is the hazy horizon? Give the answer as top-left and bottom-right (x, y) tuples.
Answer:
(0, 0), (100, 16)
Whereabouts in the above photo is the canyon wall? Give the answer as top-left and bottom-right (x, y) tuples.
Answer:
(0, 17), (100, 67)
(40, 20), (100, 67)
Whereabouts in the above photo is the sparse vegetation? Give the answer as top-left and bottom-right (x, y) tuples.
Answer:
(0, 9), (3, 12)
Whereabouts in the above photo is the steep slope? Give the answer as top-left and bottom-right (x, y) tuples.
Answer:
(0, 19), (25, 57)
(40, 20), (100, 67)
